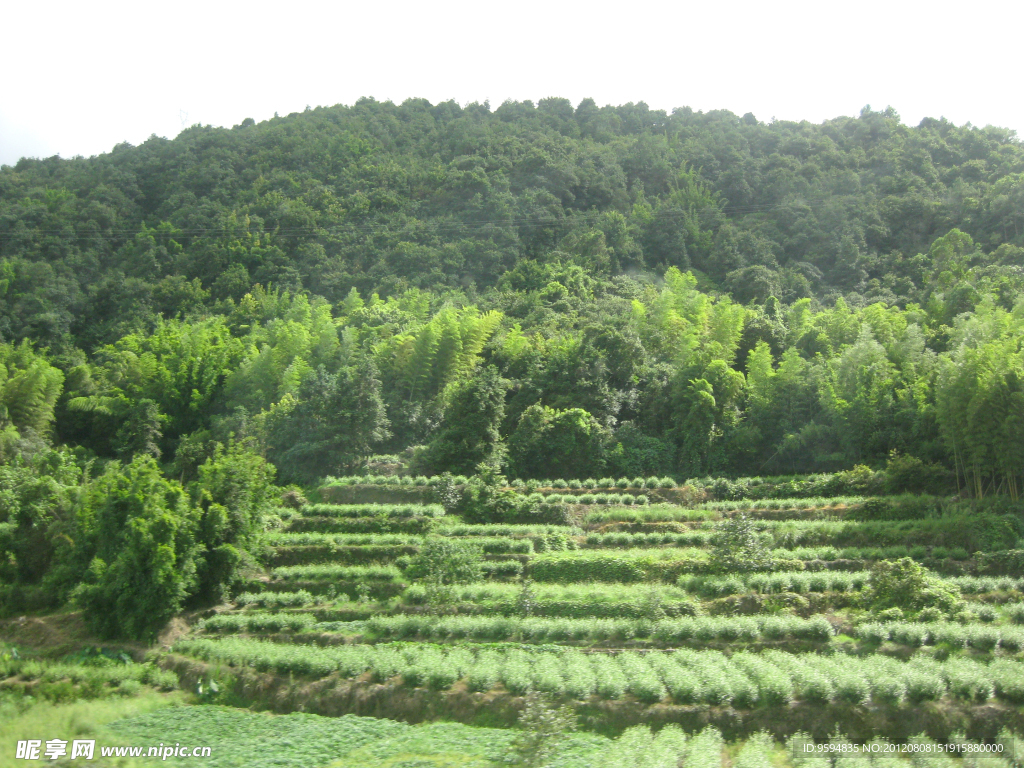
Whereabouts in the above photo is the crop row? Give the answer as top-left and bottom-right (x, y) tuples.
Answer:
(948, 576), (1024, 594)
(578, 507), (852, 526)
(695, 496), (866, 512)
(271, 564), (403, 581)
(361, 614), (835, 644)
(515, 477), (678, 490)
(284, 516), (435, 535)
(527, 493), (650, 505)
(269, 535), (537, 555)
(400, 582), (694, 605)
(584, 531), (713, 548)
(268, 530), (577, 551)
(586, 518), (992, 554)
(525, 547), (936, 585)
(677, 571), (870, 597)
(197, 613), (835, 644)
(398, 583), (700, 619)
(235, 590), (316, 608)
(269, 560), (522, 582)
(771, 545), (969, 562)
(172, 639), (1024, 705)
(855, 621), (1024, 651)
(200, 612), (318, 633)
(324, 475), (680, 489)
(753, 516), (1020, 553)
(324, 475), (455, 487)
(301, 503), (445, 518)
(2, 659), (178, 692)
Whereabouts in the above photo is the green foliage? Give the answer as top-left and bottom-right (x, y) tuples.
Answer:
(11, 99), (1024, 673)
(0, 342), (63, 449)
(505, 692), (577, 768)
(867, 558), (962, 615)
(0, 448), (83, 585)
(508, 404), (609, 480)
(70, 458), (199, 640)
(265, 356), (390, 484)
(884, 451), (953, 495)
(412, 366), (508, 475)
(362, 613), (834, 644)
(402, 537), (483, 606)
(192, 441), (278, 602)
(174, 637), (1024, 706)
(708, 514), (774, 574)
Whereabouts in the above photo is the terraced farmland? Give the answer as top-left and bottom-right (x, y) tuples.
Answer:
(164, 479), (1024, 746)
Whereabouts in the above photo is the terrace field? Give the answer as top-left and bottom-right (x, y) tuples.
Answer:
(5, 475), (1024, 765)
(132, 476), (1024, 759)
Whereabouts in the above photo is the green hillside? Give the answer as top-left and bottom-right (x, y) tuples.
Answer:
(1, 98), (1023, 649)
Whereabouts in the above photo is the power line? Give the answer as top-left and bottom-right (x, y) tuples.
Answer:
(0, 197), (855, 243)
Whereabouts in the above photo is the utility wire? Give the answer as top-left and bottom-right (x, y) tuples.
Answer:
(0, 196), (855, 243)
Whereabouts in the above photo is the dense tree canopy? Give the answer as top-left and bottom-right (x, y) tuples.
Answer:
(1, 98), (1024, 637)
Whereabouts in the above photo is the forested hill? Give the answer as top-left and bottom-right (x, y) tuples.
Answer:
(0, 97), (1023, 488)
(3, 99), (1023, 352)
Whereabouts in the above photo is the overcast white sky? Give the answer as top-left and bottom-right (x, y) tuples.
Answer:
(2, 0), (1020, 167)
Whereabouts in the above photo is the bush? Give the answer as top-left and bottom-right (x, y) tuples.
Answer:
(402, 538), (482, 598)
(529, 554), (646, 583)
(884, 452), (953, 495)
(867, 558), (962, 614)
(708, 515), (773, 574)
(72, 458), (201, 641)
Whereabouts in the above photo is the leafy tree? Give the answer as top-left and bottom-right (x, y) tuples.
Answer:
(402, 537), (482, 608)
(412, 366), (508, 474)
(505, 693), (577, 768)
(70, 458), (199, 640)
(0, 341), (64, 440)
(866, 557), (962, 615)
(266, 356), (390, 483)
(708, 514), (773, 574)
(191, 440), (277, 603)
(508, 404), (608, 480)
(0, 448), (83, 584)
(115, 398), (164, 460)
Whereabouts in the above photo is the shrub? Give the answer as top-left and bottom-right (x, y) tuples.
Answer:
(975, 605), (998, 623)
(402, 538), (483, 605)
(708, 515), (773, 574)
(916, 607), (943, 622)
(876, 607), (904, 622)
(904, 671), (945, 703)
(867, 558), (962, 614)
(1005, 604), (1024, 625)
(884, 453), (952, 495)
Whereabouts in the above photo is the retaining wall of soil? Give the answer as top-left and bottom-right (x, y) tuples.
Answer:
(161, 654), (1024, 744)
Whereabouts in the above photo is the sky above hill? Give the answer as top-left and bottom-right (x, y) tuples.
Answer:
(2, 0), (1021, 166)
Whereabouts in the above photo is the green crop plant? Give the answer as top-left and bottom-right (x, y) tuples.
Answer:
(172, 638), (1024, 706)
(303, 503), (445, 518)
(271, 564), (402, 581)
